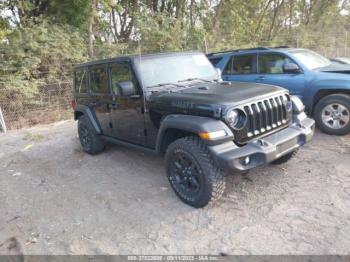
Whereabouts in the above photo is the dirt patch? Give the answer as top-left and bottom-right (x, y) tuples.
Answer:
(0, 120), (350, 255)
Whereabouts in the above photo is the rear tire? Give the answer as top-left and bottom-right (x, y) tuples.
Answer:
(314, 94), (350, 135)
(271, 150), (298, 165)
(78, 116), (105, 155)
(165, 136), (225, 208)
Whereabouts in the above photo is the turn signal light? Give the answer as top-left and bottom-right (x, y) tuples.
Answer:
(199, 130), (227, 140)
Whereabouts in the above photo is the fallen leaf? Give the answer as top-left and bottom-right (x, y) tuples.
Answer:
(22, 144), (33, 151)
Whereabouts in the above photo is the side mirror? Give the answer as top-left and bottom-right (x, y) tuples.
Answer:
(283, 63), (300, 73)
(119, 81), (135, 96)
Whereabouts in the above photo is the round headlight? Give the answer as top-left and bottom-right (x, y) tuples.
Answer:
(225, 109), (247, 130)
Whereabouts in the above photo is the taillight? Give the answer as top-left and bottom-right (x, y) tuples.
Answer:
(71, 99), (77, 109)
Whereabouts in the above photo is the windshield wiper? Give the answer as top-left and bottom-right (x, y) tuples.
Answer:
(147, 82), (186, 89)
(147, 82), (181, 88)
(177, 78), (213, 83)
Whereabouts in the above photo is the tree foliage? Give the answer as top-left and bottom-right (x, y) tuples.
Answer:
(0, 0), (349, 123)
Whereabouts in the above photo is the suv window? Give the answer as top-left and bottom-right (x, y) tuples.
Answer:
(224, 55), (257, 75)
(74, 69), (88, 93)
(258, 53), (293, 74)
(90, 65), (109, 93)
(208, 57), (222, 66)
(109, 62), (136, 95)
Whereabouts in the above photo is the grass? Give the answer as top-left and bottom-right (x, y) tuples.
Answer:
(23, 132), (46, 141)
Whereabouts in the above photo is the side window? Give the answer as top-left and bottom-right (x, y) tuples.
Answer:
(90, 65), (109, 93)
(109, 62), (136, 95)
(224, 55), (257, 74)
(208, 57), (222, 66)
(74, 69), (88, 93)
(258, 53), (293, 74)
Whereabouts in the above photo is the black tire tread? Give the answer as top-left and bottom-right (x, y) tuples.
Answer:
(78, 115), (105, 155)
(165, 136), (225, 208)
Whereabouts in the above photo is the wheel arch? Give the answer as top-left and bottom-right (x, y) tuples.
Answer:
(312, 89), (350, 116)
(158, 128), (198, 155)
(74, 111), (84, 120)
(155, 114), (233, 154)
(74, 105), (102, 134)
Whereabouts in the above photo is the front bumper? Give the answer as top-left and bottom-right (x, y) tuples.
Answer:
(208, 113), (315, 172)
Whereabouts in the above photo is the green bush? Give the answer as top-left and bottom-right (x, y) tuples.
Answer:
(0, 22), (88, 105)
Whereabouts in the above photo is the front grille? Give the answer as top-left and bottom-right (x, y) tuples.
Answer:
(235, 93), (291, 143)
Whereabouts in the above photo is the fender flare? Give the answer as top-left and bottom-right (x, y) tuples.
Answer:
(74, 104), (102, 134)
(306, 88), (350, 114)
(155, 114), (233, 153)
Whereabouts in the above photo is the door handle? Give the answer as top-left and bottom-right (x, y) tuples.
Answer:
(255, 76), (265, 81)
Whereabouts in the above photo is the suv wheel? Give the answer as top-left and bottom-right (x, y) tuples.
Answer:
(314, 94), (350, 135)
(271, 150), (298, 165)
(78, 116), (105, 155)
(165, 136), (225, 208)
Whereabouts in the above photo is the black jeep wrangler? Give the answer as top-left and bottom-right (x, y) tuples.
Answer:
(72, 51), (315, 208)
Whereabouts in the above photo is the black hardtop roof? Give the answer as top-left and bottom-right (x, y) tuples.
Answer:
(74, 50), (203, 69)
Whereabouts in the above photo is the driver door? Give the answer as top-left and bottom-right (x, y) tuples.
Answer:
(108, 61), (146, 145)
(257, 52), (306, 99)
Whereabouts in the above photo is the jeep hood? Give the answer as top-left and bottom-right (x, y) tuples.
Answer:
(147, 81), (287, 117)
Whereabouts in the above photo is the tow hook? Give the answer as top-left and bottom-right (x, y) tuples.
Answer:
(257, 139), (268, 147)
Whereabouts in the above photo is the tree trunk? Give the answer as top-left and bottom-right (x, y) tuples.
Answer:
(268, 0), (284, 40)
(190, 0), (194, 27)
(111, 8), (118, 43)
(88, 0), (96, 58)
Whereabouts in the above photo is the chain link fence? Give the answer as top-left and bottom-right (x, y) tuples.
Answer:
(0, 79), (73, 131)
(0, 33), (350, 132)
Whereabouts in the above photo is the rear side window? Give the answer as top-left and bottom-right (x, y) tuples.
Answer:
(74, 69), (88, 93)
(258, 53), (293, 74)
(90, 65), (109, 93)
(224, 55), (257, 74)
(208, 57), (222, 66)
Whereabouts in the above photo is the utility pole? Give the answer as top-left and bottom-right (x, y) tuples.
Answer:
(345, 31), (348, 57)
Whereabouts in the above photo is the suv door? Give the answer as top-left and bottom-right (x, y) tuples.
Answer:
(88, 64), (114, 136)
(221, 54), (259, 82)
(108, 61), (146, 145)
(257, 52), (305, 98)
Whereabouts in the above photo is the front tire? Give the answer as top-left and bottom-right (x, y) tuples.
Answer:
(314, 94), (350, 135)
(165, 136), (225, 208)
(78, 116), (105, 155)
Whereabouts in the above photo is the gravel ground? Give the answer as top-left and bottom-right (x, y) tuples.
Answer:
(0, 120), (350, 255)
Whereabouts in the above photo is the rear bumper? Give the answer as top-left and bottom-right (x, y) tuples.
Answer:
(208, 113), (315, 172)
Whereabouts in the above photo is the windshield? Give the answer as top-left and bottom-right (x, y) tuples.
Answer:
(134, 53), (218, 87)
(289, 49), (332, 70)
